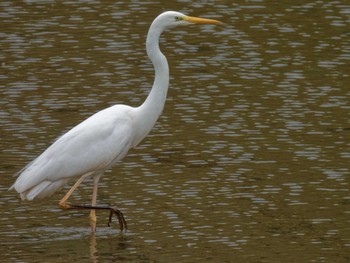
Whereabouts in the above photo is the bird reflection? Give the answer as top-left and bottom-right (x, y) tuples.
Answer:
(88, 232), (131, 262)
(89, 234), (98, 263)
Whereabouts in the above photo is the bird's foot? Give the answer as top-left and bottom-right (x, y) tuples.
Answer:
(107, 207), (128, 232)
(58, 203), (127, 232)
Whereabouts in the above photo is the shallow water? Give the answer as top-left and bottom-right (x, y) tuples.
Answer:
(1, 1), (349, 262)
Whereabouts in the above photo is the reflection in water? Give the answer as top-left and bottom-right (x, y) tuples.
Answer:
(89, 233), (132, 263)
(0, 0), (349, 262)
(89, 235), (98, 263)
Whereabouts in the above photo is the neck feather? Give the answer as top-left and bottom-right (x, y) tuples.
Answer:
(143, 23), (169, 111)
(132, 22), (169, 146)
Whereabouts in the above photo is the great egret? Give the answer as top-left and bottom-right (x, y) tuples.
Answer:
(11, 11), (221, 232)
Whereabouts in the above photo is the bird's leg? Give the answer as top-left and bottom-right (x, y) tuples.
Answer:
(63, 204), (127, 232)
(58, 174), (127, 232)
(88, 174), (127, 231)
(89, 175), (100, 233)
(59, 174), (88, 209)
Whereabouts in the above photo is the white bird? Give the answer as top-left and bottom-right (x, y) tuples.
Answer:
(11, 11), (221, 232)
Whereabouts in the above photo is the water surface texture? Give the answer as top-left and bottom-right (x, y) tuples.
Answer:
(1, 1), (349, 262)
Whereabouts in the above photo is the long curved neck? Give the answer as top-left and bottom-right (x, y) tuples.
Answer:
(132, 22), (169, 146)
(142, 24), (169, 114)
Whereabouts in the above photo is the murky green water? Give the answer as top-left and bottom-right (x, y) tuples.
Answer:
(1, 1), (349, 262)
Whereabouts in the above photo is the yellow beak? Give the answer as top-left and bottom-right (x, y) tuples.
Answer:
(184, 15), (222, 25)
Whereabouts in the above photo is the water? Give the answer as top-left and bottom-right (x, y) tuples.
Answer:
(1, 1), (349, 262)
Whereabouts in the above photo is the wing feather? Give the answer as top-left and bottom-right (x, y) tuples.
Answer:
(12, 105), (135, 199)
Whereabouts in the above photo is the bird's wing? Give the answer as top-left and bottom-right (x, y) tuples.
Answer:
(12, 105), (135, 194)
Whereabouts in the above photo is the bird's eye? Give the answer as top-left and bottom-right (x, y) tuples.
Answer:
(175, 16), (181, 21)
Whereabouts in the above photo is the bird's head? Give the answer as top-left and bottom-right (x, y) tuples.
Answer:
(153, 11), (222, 30)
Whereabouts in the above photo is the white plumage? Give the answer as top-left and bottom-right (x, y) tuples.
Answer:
(11, 11), (221, 232)
(13, 105), (135, 200)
